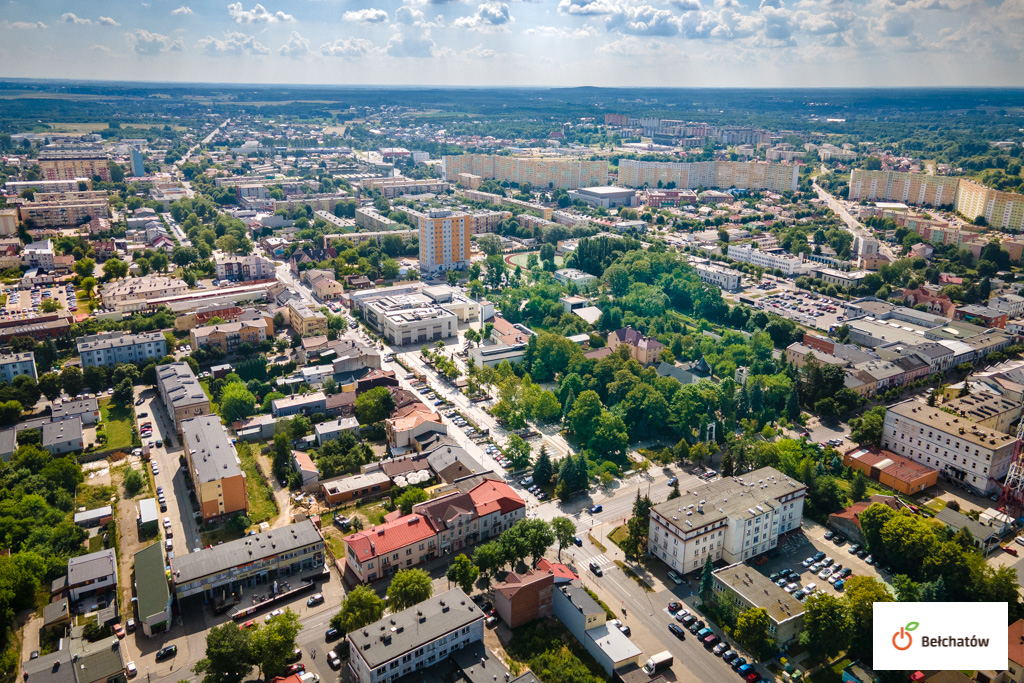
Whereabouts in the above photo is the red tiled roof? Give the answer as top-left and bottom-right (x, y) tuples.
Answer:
(829, 500), (872, 523)
(536, 559), (579, 581)
(291, 450), (317, 473)
(344, 514), (435, 562)
(1009, 619), (1024, 666)
(494, 569), (552, 599)
(468, 479), (525, 516)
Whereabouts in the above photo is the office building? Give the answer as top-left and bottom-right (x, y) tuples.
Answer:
(181, 415), (248, 522)
(649, 466), (806, 574)
(361, 290), (460, 345)
(726, 244), (814, 276)
(410, 208), (470, 275)
(100, 275), (189, 313)
(347, 588), (485, 683)
(617, 159), (799, 193)
(0, 352), (37, 383)
(711, 563), (804, 646)
(169, 519), (324, 600)
(694, 262), (741, 291)
(443, 154), (608, 190)
(38, 150), (110, 182)
(77, 331), (167, 368)
(214, 254), (276, 282)
(130, 147), (145, 177)
(156, 362), (211, 433)
(880, 400), (1019, 495)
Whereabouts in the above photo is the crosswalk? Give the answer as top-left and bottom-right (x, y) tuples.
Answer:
(577, 553), (613, 568)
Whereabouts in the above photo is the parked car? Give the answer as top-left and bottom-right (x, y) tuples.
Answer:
(667, 601), (683, 613)
(848, 544), (860, 554)
(713, 642), (729, 656)
(307, 593), (325, 607)
(325, 628), (341, 641)
(113, 623), (125, 638)
(1004, 546), (1019, 556)
(668, 623), (686, 639)
(327, 651), (341, 669)
(155, 645), (177, 661)
(667, 570), (682, 584)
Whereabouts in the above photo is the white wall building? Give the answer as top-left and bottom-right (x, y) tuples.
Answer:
(0, 352), (37, 383)
(726, 244), (814, 276)
(77, 331), (167, 368)
(693, 262), (741, 291)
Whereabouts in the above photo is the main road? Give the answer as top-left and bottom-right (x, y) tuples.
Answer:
(813, 180), (897, 261)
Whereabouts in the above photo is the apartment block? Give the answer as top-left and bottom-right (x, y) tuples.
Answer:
(355, 206), (398, 232)
(182, 415), (249, 522)
(468, 209), (512, 234)
(443, 154), (608, 190)
(272, 193), (350, 213)
(77, 331), (167, 368)
(880, 400), (1019, 495)
(214, 254), (276, 282)
(955, 178), (1024, 231)
(38, 150), (110, 182)
(361, 177), (450, 199)
(694, 262), (741, 291)
(712, 563), (805, 646)
(156, 362), (211, 433)
(0, 352), (37, 383)
(649, 466), (806, 574)
(17, 191), (108, 228)
(617, 159), (799, 193)
(285, 298), (328, 337)
(347, 588), (485, 683)
(100, 275), (189, 313)
(726, 244), (815, 276)
(190, 312), (274, 354)
(848, 169), (961, 206)
(410, 208), (471, 275)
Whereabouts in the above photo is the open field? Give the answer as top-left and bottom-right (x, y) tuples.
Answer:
(98, 399), (134, 451)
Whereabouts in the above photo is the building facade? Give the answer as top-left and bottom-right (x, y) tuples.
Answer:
(38, 150), (110, 182)
(214, 254), (276, 282)
(77, 331), (167, 368)
(0, 352), (37, 383)
(181, 415), (249, 522)
(443, 154), (608, 190)
(411, 208), (471, 275)
(617, 159), (799, 192)
(156, 362), (211, 433)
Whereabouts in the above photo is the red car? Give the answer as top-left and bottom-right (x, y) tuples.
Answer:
(238, 620), (256, 631)
(113, 623), (125, 639)
(284, 664), (305, 675)
(1004, 545), (1019, 556)
(746, 673), (761, 682)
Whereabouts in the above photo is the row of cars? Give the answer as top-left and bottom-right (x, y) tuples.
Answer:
(666, 602), (762, 682)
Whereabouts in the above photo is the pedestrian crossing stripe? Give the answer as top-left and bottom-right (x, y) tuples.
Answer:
(581, 554), (612, 566)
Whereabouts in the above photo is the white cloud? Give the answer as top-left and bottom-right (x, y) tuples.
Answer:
(463, 44), (497, 58)
(198, 31), (270, 55)
(171, 6), (194, 15)
(90, 44), (117, 57)
(319, 38), (376, 57)
(558, 0), (621, 15)
(395, 6), (424, 24)
(607, 5), (682, 36)
(227, 2), (294, 24)
(454, 2), (513, 29)
(98, 16), (121, 26)
(668, 0), (702, 10)
(877, 11), (914, 35)
(126, 29), (184, 54)
(523, 24), (598, 37)
(279, 31), (310, 57)
(1, 20), (47, 29)
(343, 8), (389, 23)
(60, 13), (92, 25)
(386, 33), (436, 57)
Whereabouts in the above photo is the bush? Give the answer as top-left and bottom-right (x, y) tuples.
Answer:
(123, 468), (144, 497)
(226, 514), (252, 535)
(945, 500), (960, 512)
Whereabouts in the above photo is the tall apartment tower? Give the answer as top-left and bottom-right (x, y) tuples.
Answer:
(131, 147), (146, 177)
(412, 208), (470, 275)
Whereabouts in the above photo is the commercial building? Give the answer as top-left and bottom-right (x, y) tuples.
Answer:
(694, 262), (741, 291)
(443, 154), (608, 190)
(78, 330), (167, 368)
(711, 563), (804, 646)
(814, 268), (872, 289)
(552, 268), (597, 287)
(320, 470), (391, 506)
(361, 177), (450, 198)
(181, 415), (249, 522)
(42, 417), (83, 455)
(617, 159), (799, 193)
(880, 400), (1019, 495)
(347, 588), (485, 683)
(156, 362), (211, 433)
(411, 208), (471, 275)
(566, 186), (636, 208)
(38, 150), (110, 182)
(190, 312), (274, 355)
(361, 290), (459, 346)
(944, 393), (1022, 434)
(73, 506), (112, 529)
(134, 542), (172, 636)
(170, 519), (325, 600)
(100, 276), (189, 313)
(344, 513), (438, 584)
(385, 403), (446, 449)
(0, 352), (37, 383)
(214, 254), (276, 282)
(552, 582), (642, 676)
(726, 244), (814, 276)
(842, 446), (939, 495)
(649, 466), (806, 574)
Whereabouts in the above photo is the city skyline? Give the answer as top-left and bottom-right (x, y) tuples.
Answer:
(0, 0), (1022, 87)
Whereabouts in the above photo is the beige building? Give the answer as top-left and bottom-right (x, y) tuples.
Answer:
(17, 191), (108, 228)
(38, 150), (110, 181)
(943, 393), (1022, 434)
(354, 206), (398, 231)
(444, 154), (608, 190)
(848, 169), (962, 207)
(361, 177), (450, 198)
(156, 362), (211, 433)
(955, 178), (1024, 231)
(285, 298), (328, 337)
(190, 312), (274, 355)
(100, 275), (189, 313)
(0, 209), (17, 236)
(412, 208), (471, 275)
(182, 415), (249, 522)
(712, 563), (804, 646)
(617, 159), (799, 192)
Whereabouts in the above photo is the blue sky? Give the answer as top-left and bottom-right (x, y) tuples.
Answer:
(0, 0), (1021, 86)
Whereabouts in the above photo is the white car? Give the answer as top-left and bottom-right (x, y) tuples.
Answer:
(165, 538), (173, 550)
(265, 609), (284, 622)
(805, 582), (817, 593)
(784, 583), (798, 593)
(126, 662), (137, 677)
(818, 568), (833, 579)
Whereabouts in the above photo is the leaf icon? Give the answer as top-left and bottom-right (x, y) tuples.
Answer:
(905, 622), (920, 631)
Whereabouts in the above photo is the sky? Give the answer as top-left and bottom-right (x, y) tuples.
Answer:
(0, 0), (1022, 87)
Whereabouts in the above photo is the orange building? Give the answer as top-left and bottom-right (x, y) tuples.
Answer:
(410, 208), (471, 276)
(843, 446), (938, 495)
(182, 415), (248, 522)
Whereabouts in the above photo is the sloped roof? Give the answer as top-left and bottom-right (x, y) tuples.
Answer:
(345, 514), (435, 561)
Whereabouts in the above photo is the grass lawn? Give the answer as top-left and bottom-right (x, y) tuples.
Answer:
(77, 483), (115, 511)
(808, 657), (851, 683)
(98, 398), (134, 451)
(199, 379), (221, 414)
(323, 528), (347, 559)
(236, 442), (278, 525)
(608, 525), (629, 550)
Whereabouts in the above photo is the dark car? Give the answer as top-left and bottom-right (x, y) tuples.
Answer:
(689, 620), (705, 634)
(287, 648), (302, 663)
(668, 601), (683, 613)
(325, 627), (341, 642)
(723, 651), (738, 663)
(590, 505), (603, 514)
(155, 645), (177, 661)
(668, 623), (686, 639)
(307, 593), (325, 607)
(732, 657), (747, 670)
(857, 549), (868, 559)
(681, 615), (697, 626)
(589, 562), (603, 576)
(284, 664), (305, 675)
(813, 551), (825, 561)
(824, 530), (834, 540)
(573, 536), (583, 547)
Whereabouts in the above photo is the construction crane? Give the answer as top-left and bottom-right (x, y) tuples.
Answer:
(997, 419), (1024, 518)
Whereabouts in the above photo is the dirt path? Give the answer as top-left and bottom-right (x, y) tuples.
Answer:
(254, 452), (293, 528)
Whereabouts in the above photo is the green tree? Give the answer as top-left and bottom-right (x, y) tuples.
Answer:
(81, 276), (97, 298)
(802, 593), (851, 660)
(446, 554), (480, 594)
(60, 365), (83, 396)
(329, 585), (385, 635)
(102, 258), (129, 280)
(73, 258), (96, 279)
(219, 382), (257, 422)
(734, 607), (777, 662)
(38, 372), (62, 401)
(123, 468), (144, 497)
(355, 386), (396, 424)
(551, 517), (577, 561)
(250, 609), (301, 681)
(849, 406), (886, 446)
(590, 411), (629, 459)
(504, 434), (533, 471)
(532, 390), (562, 423)
(382, 258), (400, 280)
(845, 576), (892, 656)
(193, 621), (254, 683)
(567, 390), (602, 437)
(849, 471), (868, 502)
(472, 542), (504, 579)
(396, 487), (429, 515)
(858, 502), (896, 553)
(387, 569), (433, 611)
(699, 557), (715, 601)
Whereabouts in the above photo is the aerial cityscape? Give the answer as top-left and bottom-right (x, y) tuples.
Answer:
(1, 5), (1024, 683)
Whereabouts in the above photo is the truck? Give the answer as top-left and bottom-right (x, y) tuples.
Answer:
(642, 651), (673, 675)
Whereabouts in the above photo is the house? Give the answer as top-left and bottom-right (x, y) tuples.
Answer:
(73, 506), (113, 529)
(493, 568), (554, 629)
(52, 398), (99, 426)
(271, 392), (328, 419)
(138, 498), (158, 536)
(134, 542), (172, 636)
(976, 618), (1024, 683)
(552, 582), (642, 676)
(424, 444), (488, 484)
(827, 496), (903, 545)
(291, 450), (319, 488)
(608, 326), (665, 366)
(319, 471), (391, 506)
(43, 417), (84, 455)
(385, 403), (446, 450)
(66, 548), (117, 603)
(536, 559), (579, 584)
(314, 417), (360, 446)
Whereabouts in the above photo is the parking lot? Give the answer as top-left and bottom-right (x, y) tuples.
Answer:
(750, 289), (847, 333)
(2, 282), (79, 319)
